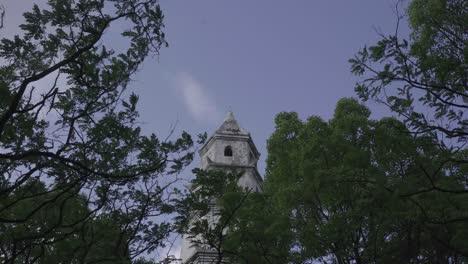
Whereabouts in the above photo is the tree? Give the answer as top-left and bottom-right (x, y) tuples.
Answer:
(0, 180), (133, 263)
(181, 99), (467, 263)
(349, 0), (467, 145)
(347, 0), (468, 258)
(176, 169), (290, 264)
(264, 98), (468, 263)
(0, 1), (198, 263)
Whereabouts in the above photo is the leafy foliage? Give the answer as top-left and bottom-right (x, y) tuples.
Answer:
(349, 0), (467, 143)
(0, 1), (198, 263)
(346, 1), (468, 259)
(176, 168), (291, 264)
(263, 98), (468, 263)
(182, 99), (467, 263)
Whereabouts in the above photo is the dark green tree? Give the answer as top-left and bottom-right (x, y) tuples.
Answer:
(181, 99), (467, 263)
(0, 180), (134, 263)
(349, 0), (466, 144)
(0, 0), (198, 263)
(176, 169), (290, 264)
(264, 98), (468, 263)
(346, 0), (468, 259)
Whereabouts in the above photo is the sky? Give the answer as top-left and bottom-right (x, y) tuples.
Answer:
(0, 0), (410, 260)
(134, 0), (409, 175)
(0, 0), (409, 175)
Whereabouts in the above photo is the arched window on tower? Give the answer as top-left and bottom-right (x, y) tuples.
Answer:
(224, 146), (233, 157)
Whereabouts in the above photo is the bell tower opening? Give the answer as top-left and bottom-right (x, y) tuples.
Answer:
(224, 146), (233, 157)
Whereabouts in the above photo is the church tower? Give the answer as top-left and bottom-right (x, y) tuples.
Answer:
(180, 111), (263, 263)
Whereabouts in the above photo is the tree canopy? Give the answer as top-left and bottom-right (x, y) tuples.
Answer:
(349, 0), (466, 144)
(0, 1), (198, 263)
(4, 0), (465, 263)
(182, 98), (467, 263)
(264, 98), (467, 263)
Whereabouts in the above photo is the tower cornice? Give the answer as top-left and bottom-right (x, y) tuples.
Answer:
(199, 133), (260, 159)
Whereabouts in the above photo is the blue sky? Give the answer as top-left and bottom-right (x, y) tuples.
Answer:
(134, 0), (409, 175)
(1, 0), (409, 175)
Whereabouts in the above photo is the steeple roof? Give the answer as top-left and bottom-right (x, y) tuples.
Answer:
(215, 111), (249, 136)
(199, 111), (259, 159)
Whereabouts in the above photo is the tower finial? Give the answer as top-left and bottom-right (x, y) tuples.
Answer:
(225, 110), (235, 121)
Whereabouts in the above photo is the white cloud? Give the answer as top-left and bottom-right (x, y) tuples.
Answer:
(175, 72), (220, 123)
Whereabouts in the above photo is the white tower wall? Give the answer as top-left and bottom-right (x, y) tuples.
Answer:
(180, 112), (263, 263)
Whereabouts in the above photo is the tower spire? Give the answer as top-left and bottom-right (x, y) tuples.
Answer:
(180, 109), (262, 264)
(224, 110), (235, 122)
